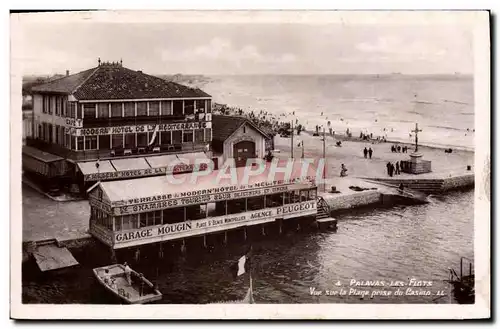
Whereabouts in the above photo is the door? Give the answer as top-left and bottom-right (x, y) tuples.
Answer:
(233, 141), (256, 167)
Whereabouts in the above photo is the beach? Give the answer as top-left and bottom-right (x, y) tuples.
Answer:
(273, 131), (474, 181)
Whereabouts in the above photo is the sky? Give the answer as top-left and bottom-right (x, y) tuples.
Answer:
(16, 14), (474, 76)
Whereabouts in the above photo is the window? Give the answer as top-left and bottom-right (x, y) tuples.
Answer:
(42, 96), (47, 113)
(124, 133), (135, 149)
(55, 97), (61, 116)
(97, 103), (109, 118)
(247, 196), (265, 211)
(196, 99), (206, 113)
(152, 210), (162, 225)
(162, 208), (184, 224)
(63, 100), (68, 117)
(60, 127), (64, 146)
(266, 193), (283, 208)
(149, 102), (159, 116)
(309, 189), (317, 200)
(66, 133), (72, 149)
(115, 217), (122, 231)
(76, 136), (84, 150)
(83, 103), (96, 119)
(112, 134), (123, 149)
(69, 102), (76, 118)
(172, 130), (182, 144)
(48, 96), (53, 114)
(173, 100), (183, 115)
(99, 135), (110, 150)
(37, 124), (42, 139)
(161, 131), (171, 145)
(205, 128), (212, 142)
(48, 124), (53, 143)
(206, 100), (212, 113)
(40, 123), (45, 141)
(161, 101), (172, 115)
(55, 126), (60, 144)
(227, 199), (246, 214)
(184, 100), (194, 115)
(137, 102), (147, 116)
(124, 102), (135, 117)
(139, 213), (149, 228)
(195, 129), (204, 143)
(85, 136), (97, 150)
(183, 130), (193, 143)
(111, 103), (122, 117)
(122, 215), (138, 230)
(137, 132), (147, 147)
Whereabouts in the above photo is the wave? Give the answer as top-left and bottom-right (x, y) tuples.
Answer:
(428, 125), (465, 132)
(443, 99), (470, 105)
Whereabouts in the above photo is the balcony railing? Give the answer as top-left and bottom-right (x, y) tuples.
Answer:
(26, 138), (210, 162)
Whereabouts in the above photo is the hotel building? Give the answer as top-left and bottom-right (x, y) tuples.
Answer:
(24, 60), (213, 193)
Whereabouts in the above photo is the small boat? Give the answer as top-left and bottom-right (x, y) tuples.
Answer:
(93, 264), (162, 304)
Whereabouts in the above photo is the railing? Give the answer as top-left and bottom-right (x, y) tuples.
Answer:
(316, 196), (331, 216)
(26, 138), (209, 162)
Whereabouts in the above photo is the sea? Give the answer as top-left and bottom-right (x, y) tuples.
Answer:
(198, 74), (474, 151)
(22, 75), (475, 304)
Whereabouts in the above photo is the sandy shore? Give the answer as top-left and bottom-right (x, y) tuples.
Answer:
(273, 131), (474, 180)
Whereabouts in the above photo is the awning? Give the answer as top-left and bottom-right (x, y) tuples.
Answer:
(22, 146), (63, 163)
(80, 153), (211, 182)
(22, 146), (66, 177)
(146, 152), (210, 174)
(111, 157), (151, 172)
(78, 160), (115, 176)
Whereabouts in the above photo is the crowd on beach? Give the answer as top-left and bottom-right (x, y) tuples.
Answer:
(212, 102), (396, 145)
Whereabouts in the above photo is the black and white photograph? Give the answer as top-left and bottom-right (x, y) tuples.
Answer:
(10, 10), (490, 319)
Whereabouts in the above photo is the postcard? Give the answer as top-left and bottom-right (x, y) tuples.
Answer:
(10, 10), (490, 319)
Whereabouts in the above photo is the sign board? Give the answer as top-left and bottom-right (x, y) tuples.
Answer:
(112, 200), (317, 248)
(112, 178), (317, 215)
(70, 121), (211, 136)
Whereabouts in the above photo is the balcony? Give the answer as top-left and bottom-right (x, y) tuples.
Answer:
(82, 114), (200, 128)
(26, 138), (211, 163)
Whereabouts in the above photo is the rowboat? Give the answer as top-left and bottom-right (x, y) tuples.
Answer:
(93, 264), (162, 304)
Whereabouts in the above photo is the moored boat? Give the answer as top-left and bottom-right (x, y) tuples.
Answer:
(93, 264), (162, 304)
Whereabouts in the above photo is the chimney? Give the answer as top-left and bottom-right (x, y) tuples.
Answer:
(66, 70), (70, 76)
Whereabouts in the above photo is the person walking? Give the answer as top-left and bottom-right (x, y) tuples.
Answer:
(395, 161), (400, 175)
(368, 147), (373, 159)
(386, 162), (391, 176)
(363, 147), (368, 158)
(389, 163), (394, 177)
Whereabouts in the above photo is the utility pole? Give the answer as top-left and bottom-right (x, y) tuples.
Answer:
(291, 120), (294, 159)
(323, 127), (326, 193)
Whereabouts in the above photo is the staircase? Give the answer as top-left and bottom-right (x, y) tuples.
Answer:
(316, 197), (331, 220)
(363, 178), (445, 194)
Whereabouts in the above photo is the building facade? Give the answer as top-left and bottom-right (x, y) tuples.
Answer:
(212, 115), (271, 168)
(24, 60), (213, 193)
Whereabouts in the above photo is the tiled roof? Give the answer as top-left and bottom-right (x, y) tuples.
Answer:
(212, 115), (269, 143)
(31, 64), (211, 100)
(31, 69), (96, 94)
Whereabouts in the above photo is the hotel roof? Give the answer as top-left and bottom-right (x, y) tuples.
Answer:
(31, 62), (211, 100)
(212, 115), (270, 143)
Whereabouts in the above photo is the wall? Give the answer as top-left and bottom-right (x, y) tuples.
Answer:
(322, 190), (382, 212)
(442, 173), (475, 191)
(222, 123), (266, 163)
